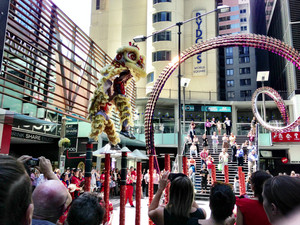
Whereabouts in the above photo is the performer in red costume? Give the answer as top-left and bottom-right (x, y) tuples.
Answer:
(125, 170), (135, 207)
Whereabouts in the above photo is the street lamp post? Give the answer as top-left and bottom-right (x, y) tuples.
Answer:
(134, 5), (229, 173)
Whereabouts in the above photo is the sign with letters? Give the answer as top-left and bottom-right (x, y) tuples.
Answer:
(271, 132), (300, 142)
(201, 106), (231, 113)
(65, 124), (78, 152)
(193, 10), (207, 76)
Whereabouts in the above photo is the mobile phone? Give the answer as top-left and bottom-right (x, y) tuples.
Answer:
(26, 158), (39, 167)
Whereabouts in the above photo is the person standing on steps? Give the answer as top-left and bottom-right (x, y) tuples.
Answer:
(205, 119), (211, 136)
(210, 118), (217, 135)
(236, 145), (244, 167)
(242, 140), (249, 163)
(224, 117), (232, 135)
(219, 148), (229, 174)
(200, 164), (209, 194)
(211, 132), (218, 154)
(189, 120), (196, 142)
(190, 142), (198, 158)
(217, 121), (222, 135)
(206, 155), (214, 185)
(222, 133), (230, 152)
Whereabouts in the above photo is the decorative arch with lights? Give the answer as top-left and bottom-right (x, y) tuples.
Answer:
(145, 34), (300, 155)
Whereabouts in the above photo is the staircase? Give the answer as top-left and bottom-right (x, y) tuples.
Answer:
(185, 135), (254, 201)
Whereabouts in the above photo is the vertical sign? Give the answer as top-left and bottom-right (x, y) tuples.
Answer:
(65, 124), (78, 152)
(193, 10), (207, 76)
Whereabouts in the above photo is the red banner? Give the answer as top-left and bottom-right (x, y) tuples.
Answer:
(271, 132), (300, 142)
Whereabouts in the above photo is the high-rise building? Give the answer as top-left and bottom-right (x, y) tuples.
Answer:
(218, 0), (261, 101)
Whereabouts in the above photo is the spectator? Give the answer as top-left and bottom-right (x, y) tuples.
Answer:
(67, 193), (105, 225)
(248, 150), (258, 174)
(32, 157), (72, 225)
(61, 173), (68, 188)
(202, 134), (209, 150)
(247, 141), (256, 154)
(251, 116), (257, 134)
(198, 182), (236, 225)
(153, 169), (160, 194)
(242, 140), (249, 163)
(211, 131), (218, 154)
(229, 133), (237, 162)
(190, 142), (198, 157)
(217, 121), (222, 135)
(189, 120), (196, 142)
(224, 117), (232, 135)
(210, 117), (217, 135)
(206, 155), (214, 185)
(263, 176), (300, 224)
(200, 164), (209, 194)
(290, 171), (296, 177)
(144, 169), (150, 197)
(219, 148), (229, 174)
(71, 169), (81, 198)
(205, 119), (211, 136)
(200, 147), (209, 166)
(0, 155), (33, 225)
(236, 145), (244, 167)
(234, 175), (240, 193)
(236, 171), (272, 225)
(148, 172), (206, 225)
(188, 155), (196, 172)
(247, 130), (255, 143)
(222, 133), (230, 152)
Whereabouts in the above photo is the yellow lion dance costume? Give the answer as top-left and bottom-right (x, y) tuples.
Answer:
(88, 43), (146, 146)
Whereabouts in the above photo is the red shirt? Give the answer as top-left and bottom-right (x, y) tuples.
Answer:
(71, 176), (81, 187)
(200, 151), (208, 160)
(236, 197), (271, 225)
(207, 160), (213, 169)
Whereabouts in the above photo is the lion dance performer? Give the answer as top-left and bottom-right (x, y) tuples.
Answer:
(88, 43), (146, 146)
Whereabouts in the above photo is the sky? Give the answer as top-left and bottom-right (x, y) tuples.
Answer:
(52, 0), (92, 34)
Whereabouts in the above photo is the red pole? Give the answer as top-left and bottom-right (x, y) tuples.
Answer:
(164, 154), (170, 204)
(149, 155), (154, 225)
(240, 172), (246, 195)
(224, 165), (229, 184)
(182, 156), (188, 175)
(104, 154), (111, 224)
(211, 164), (216, 184)
(238, 166), (243, 195)
(119, 152), (127, 225)
(135, 162), (142, 225)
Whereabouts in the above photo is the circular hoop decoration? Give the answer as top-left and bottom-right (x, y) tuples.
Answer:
(252, 86), (299, 133)
(144, 34), (300, 154)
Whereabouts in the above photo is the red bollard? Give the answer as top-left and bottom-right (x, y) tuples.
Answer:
(182, 156), (188, 175)
(164, 154), (170, 204)
(135, 162), (142, 225)
(149, 155), (154, 225)
(211, 164), (216, 184)
(237, 166), (244, 196)
(224, 165), (229, 184)
(119, 152), (127, 225)
(104, 154), (111, 224)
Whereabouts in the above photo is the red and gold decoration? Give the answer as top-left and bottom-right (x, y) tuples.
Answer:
(224, 165), (229, 184)
(164, 154), (170, 204)
(135, 162), (142, 225)
(149, 155), (154, 225)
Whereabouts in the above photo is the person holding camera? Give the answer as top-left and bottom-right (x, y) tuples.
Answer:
(148, 171), (206, 225)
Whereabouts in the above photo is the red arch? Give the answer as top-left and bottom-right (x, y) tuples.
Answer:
(145, 34), (300, 154)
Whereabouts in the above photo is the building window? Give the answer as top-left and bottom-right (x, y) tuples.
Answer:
(220, 23), (240, 30)
(153, 12), (171, 23)
(240, 79), (251, 86)
(96, 0), (100, 10)
(240, 90), (252, 98)
(240, 67), (251, 74)
(152, 51), (171, 62)
(153, 0), (171, 4)
(239, 56), (250, 63)
(240, 9), (246, 13)
(147, 72), (154, 83)
(226, 58), (233, 65)
(153, 31), (171, 42)
(219, 16), (230, 22)
(241, 26), (247, 31)
(227, 91), (235, 98)
(227, 80), (234, 87)
(226, 69), (234, 76)
(239, 46), (249, 55)
(225, 47), (233, 57)
(240, 18), (247, 22)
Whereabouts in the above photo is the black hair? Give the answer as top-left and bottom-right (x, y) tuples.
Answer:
(263, 176), (300, 216)
(0, 155), (32, 225)
(210, 182), (235, 222)
(250, 170), (271, 203)
(67, 192), (105, 225)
